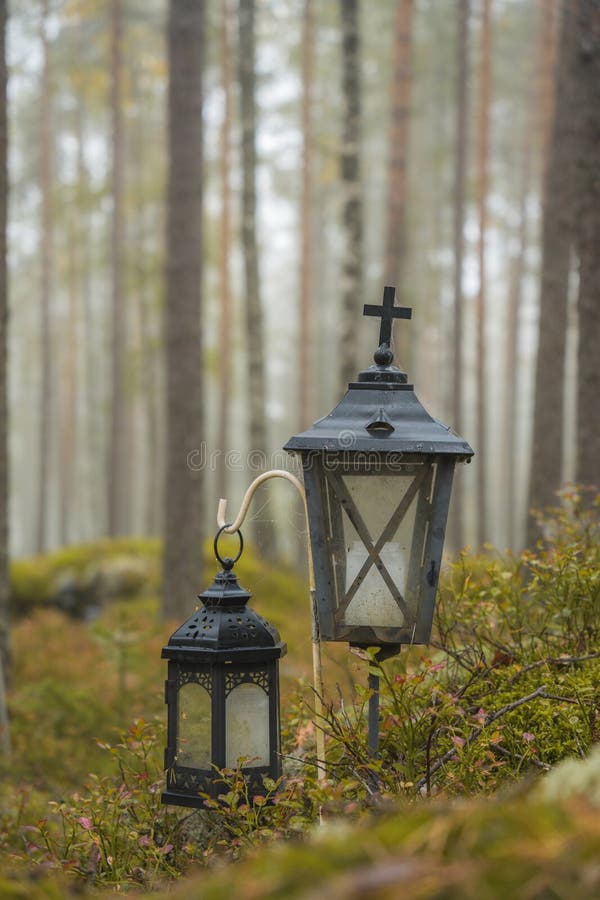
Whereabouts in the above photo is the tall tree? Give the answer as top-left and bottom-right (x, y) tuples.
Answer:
(0, 0), (10, 755)
(450, 0), (470, 549)
(503, 1), (556, 550)
(338, 0), (363, 391)
(238, 0), (277, 554)
(217, 0), (233, 502)
(164, 0), (205, 618)
(527, 1), (577, 541)
(107, 0), (128, 536)
(573, 0), (600, 488)
(475, 0), (491, 547)
(36, 0), (53, 554)
(384, 0), (413, 369)
(299, 0), (315, 429)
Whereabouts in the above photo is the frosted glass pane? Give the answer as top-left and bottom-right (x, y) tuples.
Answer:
(226, 681), (270, 768)
(337, 472), (424, 627)
(177, 683), (211, 769)
(344, 540), (407, 626)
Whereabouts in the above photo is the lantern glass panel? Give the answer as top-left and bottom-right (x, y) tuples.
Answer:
(226, 681), (269, 768)
(323, 462), (435, 632)
(177, 682), (211, 768)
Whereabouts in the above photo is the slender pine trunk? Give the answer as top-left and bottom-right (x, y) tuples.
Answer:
(299, 0), (315, 430)
(163, 0), (205, 618)
(238, 0), (277, 556)
(526, 0), (577, 544)
(475, 0), (491, 548)
(108, 0), (128, 536)
(217, 0), (233, 502)
(450, 0), (470, 550)
(36, 0), (52, 555)
(573, 0), (600, 489)
(384, 0), (413, 370)
(339, 0), (363, 391)
(0, 0), (11, 752)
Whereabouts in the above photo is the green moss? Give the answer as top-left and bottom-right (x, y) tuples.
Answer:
(10, 537), (162, 618)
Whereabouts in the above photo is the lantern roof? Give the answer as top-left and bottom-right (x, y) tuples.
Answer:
(284, 286), (473, 460)
(162, 568), (286, 663)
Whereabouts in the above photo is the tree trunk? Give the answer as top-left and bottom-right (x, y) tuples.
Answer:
(573, 0), (600, 488)
(475, 0), (491, 548)
(59, 213), (78, 545)
(384, 0), (413, 370)
(217, 0), (233, 503)
(75, 93), (96, 541)
(107, 0), (128, 537)
(36, 0), (53, 554)
(163, 0), (205, 619)
(526, 1), (577, 543)
(339, 0), (363, 391)
(503, 140), (530, 551)
(450, 0), (470, 550)
(299, 0), (315, 429)
(0, 0), (11, 753)
(238, 0), (277, 556)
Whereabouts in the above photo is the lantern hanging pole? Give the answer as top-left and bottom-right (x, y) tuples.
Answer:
(367, 670), (379, 758)
(217, 469), (326, 781)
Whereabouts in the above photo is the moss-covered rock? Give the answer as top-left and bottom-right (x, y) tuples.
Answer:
(10, 538), (161, 618)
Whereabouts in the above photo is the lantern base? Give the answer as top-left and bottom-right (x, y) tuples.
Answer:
(161, 789), (207, 809)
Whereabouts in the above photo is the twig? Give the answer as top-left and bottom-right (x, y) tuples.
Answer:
(508, 652), (600, 685)
(417, 685), (548, 790)
(493, 743), (550, 771)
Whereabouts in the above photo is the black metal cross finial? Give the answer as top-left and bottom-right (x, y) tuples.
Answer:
(363, 286), (412, 348)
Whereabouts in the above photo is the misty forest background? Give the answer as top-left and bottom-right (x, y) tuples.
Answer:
(0, 1), (597, 894)
(0, 0), (598, 636)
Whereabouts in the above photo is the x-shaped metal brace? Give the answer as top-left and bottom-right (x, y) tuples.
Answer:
(327, 467), (427, 625)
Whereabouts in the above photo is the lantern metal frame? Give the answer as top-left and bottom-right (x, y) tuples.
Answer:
(283, 286), (473, 650)
(161, 533), (286, 808)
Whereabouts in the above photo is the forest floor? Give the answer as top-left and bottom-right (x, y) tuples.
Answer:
(0, 495), (599, 897)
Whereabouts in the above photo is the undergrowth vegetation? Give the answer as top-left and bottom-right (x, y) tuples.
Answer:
(0, 489), (598, 896)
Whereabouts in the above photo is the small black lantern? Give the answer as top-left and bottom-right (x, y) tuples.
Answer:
(161, 529), (286, 808)
(284, 286), (473, 650)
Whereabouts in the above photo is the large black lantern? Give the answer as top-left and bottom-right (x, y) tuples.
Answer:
(162, 530), (286, 808)
(284, 287), (473, 650)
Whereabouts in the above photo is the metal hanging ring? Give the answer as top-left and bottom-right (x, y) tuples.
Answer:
(214, 524), (244, 571)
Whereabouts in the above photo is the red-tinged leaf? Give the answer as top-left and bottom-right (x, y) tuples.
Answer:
(451, 735), (466, 748)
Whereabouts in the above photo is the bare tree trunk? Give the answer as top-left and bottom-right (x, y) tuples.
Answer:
(217, 0), (233, 502)
(339, 0), (363, 391)
(504, 2), (557, 551)
(163, 0), (205, 619)
(36, 0), (53, 555)
(75, 95), (97, 541)
(475, 0), (491, 548)
(238, 0), (277, 556)
(299, 0), (315, 429)
(0, 0), (11, 755)
(384, 0), (413, 369)
(108, 0), (128, 536)
(503, 141), (530, 550)
(450, 0), (470, 550)
(573, 0), (600, 489)
(526, 0), (577, 543)
(59, 217), (78, 545)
